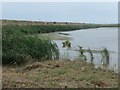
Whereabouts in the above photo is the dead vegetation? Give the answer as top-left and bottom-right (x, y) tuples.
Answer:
(2, 60), (118, 88)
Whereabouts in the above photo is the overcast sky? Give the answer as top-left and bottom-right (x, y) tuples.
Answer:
(2, 2), (118, 24)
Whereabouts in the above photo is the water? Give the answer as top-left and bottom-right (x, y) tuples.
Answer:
(54, 27), (118, 71)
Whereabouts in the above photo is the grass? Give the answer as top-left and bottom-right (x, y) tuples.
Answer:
(2, 29), (59, 65)
(2, 24), (101, 35)
(2, 60), (118, 88)
(101, 48), (110, 67)
(2, 19), (103, 35)
(2, 19), (118, 88)
(2, 20), (101, 65)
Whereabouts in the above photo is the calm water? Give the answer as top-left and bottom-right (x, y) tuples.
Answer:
(54, 27), (118, 70)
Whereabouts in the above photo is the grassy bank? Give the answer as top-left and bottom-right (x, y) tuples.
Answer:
(3, 60), (118, 88)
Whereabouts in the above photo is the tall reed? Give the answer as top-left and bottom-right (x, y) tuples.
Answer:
(101, 48), (110, 67)
(78, 46), (86, 60)
(2, 29), (59, 65)
(88, 48), (94, 63)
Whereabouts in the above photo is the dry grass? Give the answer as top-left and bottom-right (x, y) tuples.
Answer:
(2, 60), (118, 88)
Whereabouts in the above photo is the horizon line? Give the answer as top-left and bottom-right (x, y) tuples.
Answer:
(1, 18), (118, 25)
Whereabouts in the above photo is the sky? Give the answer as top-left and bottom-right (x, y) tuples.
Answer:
(2, 2), (118, 24)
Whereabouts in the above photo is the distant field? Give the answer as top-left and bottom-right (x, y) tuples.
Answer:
(2, 19), (85, 26)
(1, 19), (119, 27)
(1, 19), (119, 34)
(2, 20), (101, 35)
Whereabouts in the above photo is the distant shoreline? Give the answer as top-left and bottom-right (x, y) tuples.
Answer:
(1, 19), (119, 27)
(1, 19), (119, 35)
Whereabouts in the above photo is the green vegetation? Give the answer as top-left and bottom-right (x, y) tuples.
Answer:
(2, 29), (59, 65)
(2, 24), (100, 35)
(62, 40), (71, 48)
(78, 46), (87, 60)
(76, 46), (110, 66)
(101, 48), (110, 67)
(2, 20), (118, 88)
(88, 48), (94, 63)
(2, 20), (101, 65)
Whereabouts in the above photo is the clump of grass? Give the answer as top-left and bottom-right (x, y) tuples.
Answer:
(78, 46), (84, 55)
(62, 40), (71, 48)
(78, 46), (86, 60)
(2, 29), (59, 65)
(101, 48), (110, 67)
(88, 48), (94, 63)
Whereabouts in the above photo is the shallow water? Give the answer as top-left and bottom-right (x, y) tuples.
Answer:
(54, 27), (118, 71)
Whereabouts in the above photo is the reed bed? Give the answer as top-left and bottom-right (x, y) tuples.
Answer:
(2, 29), (59, 65)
